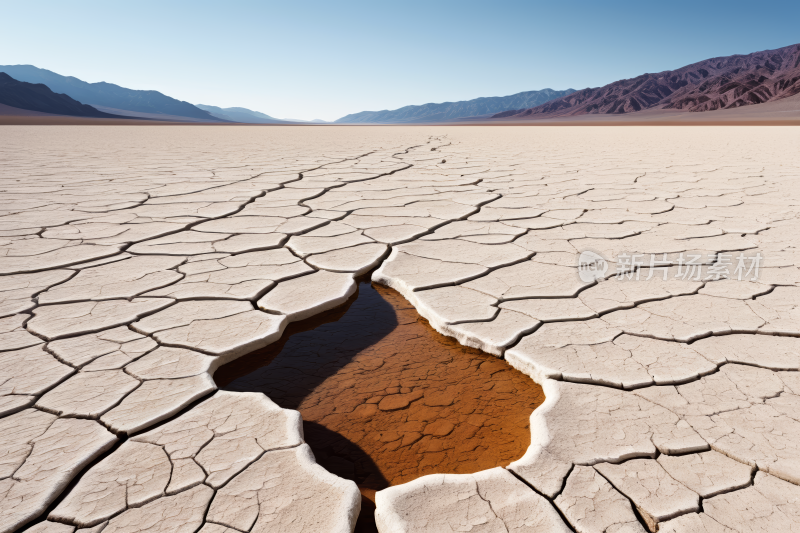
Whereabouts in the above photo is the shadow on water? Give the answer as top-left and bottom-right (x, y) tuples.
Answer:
(216, 278), (545, 533)
(216, 278), (399, 409)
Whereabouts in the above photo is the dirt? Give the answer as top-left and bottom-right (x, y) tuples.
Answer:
(215, 279), (545, 532)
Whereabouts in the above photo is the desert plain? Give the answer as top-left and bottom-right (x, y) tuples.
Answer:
(1, 124), (800, 533)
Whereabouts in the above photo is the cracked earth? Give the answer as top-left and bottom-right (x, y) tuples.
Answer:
(1, 125), (800, 533)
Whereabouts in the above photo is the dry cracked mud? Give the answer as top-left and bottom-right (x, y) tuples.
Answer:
(1, 125), (800, 533)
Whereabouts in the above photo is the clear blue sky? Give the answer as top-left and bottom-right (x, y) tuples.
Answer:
(2, 0), (799, 121)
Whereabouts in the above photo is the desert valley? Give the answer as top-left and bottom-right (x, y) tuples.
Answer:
(1, 7), (800, 533)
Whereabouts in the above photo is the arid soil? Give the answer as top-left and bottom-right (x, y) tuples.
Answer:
(2, 126), (800, 533)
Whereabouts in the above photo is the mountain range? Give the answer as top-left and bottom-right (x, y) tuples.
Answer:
(334, 88), (576, 123)
(0, 72), (122, 118)
(494, 43), (800, 119)
(0, 65), (221, 121)
(4, 42), (799, 124)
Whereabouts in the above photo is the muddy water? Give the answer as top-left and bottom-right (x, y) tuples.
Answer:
(215, 280), (545, 532)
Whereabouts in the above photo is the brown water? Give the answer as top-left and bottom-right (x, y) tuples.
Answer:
(215, 280), (545, 532)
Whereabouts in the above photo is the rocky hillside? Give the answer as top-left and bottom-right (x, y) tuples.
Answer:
(336, 88), (575, 123)
(494, 43), (800, 118)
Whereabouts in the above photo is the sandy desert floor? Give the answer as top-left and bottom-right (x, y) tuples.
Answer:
(1, 125), (800, 533)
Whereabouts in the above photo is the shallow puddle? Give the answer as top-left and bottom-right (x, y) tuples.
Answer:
(215, 279), (545, 531)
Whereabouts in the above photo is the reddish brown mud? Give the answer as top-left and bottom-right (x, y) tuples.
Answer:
(216, 280), (545, 532)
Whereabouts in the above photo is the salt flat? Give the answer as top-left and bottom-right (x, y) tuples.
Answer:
(1, 125), (799, 533)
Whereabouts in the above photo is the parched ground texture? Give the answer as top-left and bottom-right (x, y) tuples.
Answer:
(1, 125), (800, 533)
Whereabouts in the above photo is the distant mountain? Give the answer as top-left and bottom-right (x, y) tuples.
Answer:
(0, 65), (220, 121)
(335, 88), (576, 123)
(196, 105), (330, 124)
(196, 104), (281, 123)
(0, 72), (122, 118)
(495, 43), (800, 119)
(281, 118), (329, 123)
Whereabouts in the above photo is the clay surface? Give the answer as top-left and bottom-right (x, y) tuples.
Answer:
(3, 126), (800, 533)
